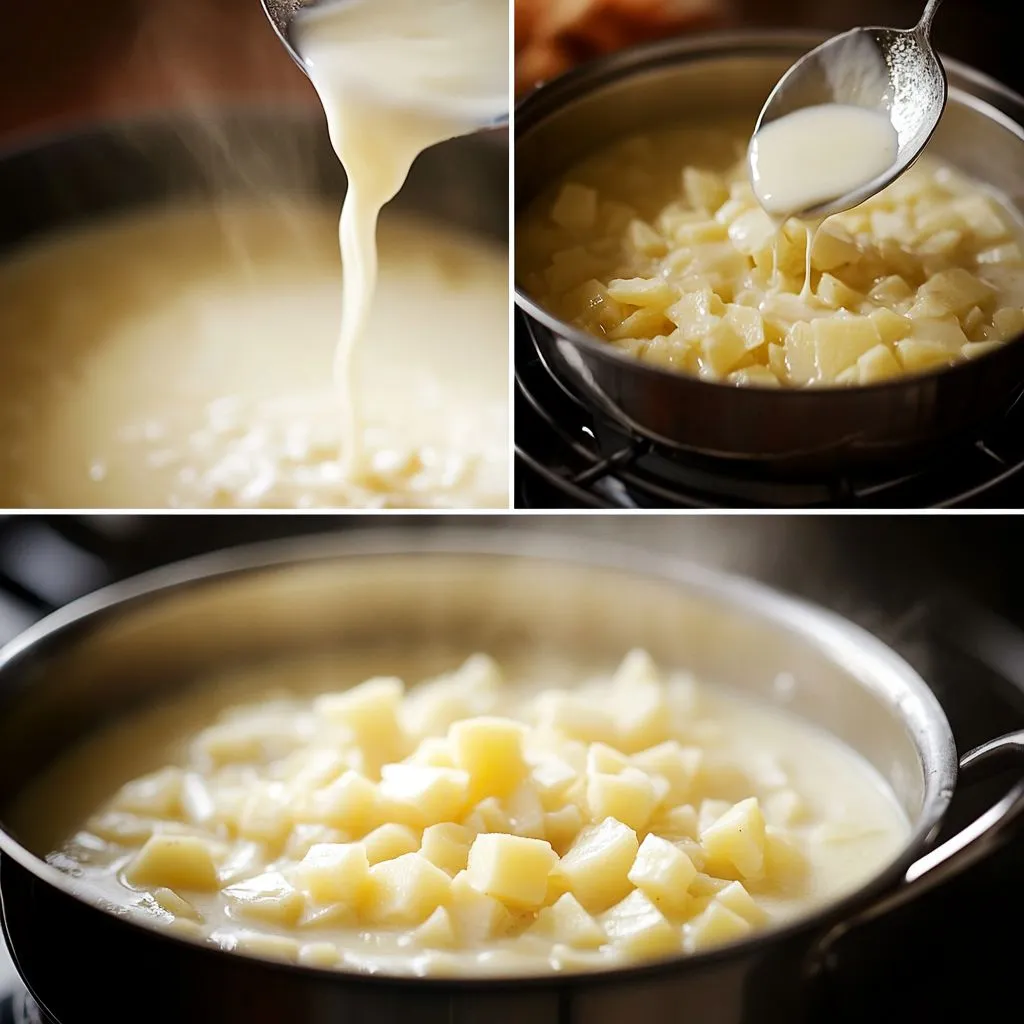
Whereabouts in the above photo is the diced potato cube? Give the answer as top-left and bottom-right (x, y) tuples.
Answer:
(586, 743), (631, 775)
(558, 817), (639, 913)
(504, 780), (547, 840)
(404, 737), (457, 769)
(811, 223), (859, 270)
(463, 796), (511, 835)
(299, 901), (356, 929)
(727, 208), (775, 255)
(449, 718), (527, 800)
(724, 304), (766, 351)
(868, 307), (912, 343)
(993, 306), (1024, 340)
(533, 692), (617, 745)
(869, 275), (913, 306)
(125, 835), (219, 891)
(234, 933), (301, 963)
(238, 782), (292, 847)
(413, 906), (457, 949)
(152, 887), (201, 922)
(633, 742), (701, 807)
(700, 797), (766, 883)
(666, 288), (720, 342)
(697, 798), (733, 834)
(113, 767), (184, 819)
(715, 880), (769, 926)
(448, 869), (513, 941)
(906, 291), (953, 320)
(551, 183), (598, 232)
(783, 322), (818, 385)
(896, 338), (956, 372)
(420, 822), (474, 876)
(909, 315), (968, 349)
(587, 767), (659, 832)
(314, 677), (406, 768)
(290, 842), (371, 904)
(686, 901), (752, 952)
(544, 804), (584, 855)
(466, 834), (558, 910)
(628, 834), (698, 916)
(607, 278), (678, 308)
(364, 853), (452, 926)
(954, 194), (1009, 243)
(650, 805), (700, 844)
(306, 771), (380, 832)
(701, 320), (749, 377)
(88, 812), (155, 847)
(377, 764), (470, 826)
(362, 823), (420, 865)
(627, 219), (667, 258)
(531, 892), (606, 949)
(608, 307), (672, 341)
(224, 872), (305, 926)
(857, 343), (903, 384)
(683, 167), (728, 214)
(811, 315), (882, 380)
(601, 890), (681, 958)
(689, 872), (732, 899)
(763, 790), (807, 828)
(817, 274), (863, 311)
(919, 268), (996, 316)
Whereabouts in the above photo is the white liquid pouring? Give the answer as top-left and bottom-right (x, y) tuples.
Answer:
(293, 0), (508, 478)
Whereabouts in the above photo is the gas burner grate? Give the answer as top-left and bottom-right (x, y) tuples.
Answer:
(515, 313), (1024, 509)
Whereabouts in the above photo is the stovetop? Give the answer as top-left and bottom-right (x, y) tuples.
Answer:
(1, 515), (1022, 1022)
(515, 312), (1024, 509)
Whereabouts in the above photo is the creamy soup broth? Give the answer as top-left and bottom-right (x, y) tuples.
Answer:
(0, 202), (508, 508)
(11, 650), (910, 977)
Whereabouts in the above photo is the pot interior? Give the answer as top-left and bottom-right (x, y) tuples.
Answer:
(515, 36), (1024, 222)
(1, 110), (508, 255)
(0, 538), (950, 862)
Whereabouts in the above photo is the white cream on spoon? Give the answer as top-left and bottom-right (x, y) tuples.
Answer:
(292, 0), (508, 478)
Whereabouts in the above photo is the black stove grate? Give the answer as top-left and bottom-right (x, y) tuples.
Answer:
(515, 312), (1024, 509)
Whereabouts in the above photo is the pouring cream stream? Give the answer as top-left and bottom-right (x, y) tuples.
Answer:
(293, 0), (508, 477)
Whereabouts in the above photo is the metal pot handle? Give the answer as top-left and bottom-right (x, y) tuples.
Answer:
(813, 728), (1024, 962)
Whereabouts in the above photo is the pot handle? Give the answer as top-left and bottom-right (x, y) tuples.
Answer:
(813, 728), (1024, 961)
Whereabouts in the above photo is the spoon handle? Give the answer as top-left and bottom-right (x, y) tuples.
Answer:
(916, 0), (944, 37)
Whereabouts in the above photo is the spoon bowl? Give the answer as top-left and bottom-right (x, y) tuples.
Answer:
(749, 0), (947, 219)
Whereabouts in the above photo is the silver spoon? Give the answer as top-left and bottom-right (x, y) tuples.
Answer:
(749, 0), (947, 220)
(260, 0), (509, 129)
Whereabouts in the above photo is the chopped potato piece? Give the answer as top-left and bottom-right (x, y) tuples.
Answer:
(700, 798), (766, 883)
(448, 870), (513, 942)
(466, 834), (558, 910)
(687, 900), (752, 952)
(125, 835), (219, 891)
(420, 822), (474, 876)
(362, 823), (420, 865)
(857, 344), (903, 384)
(716, 881), (769, 926)
(378, 764), (470, 827)
(291, 842), (371, 904)
(811, 315), (882, 380)
(306, 771), (380, 832)
(114, 768), (183, 819)
(544, 804), (585, 855)
(224, 872), (305, 926)
(587, 767), (659, 832)
(531, 893), (606, 949)
(364, 853), (452, 926)
(413, 906), (457, 949)
(559, 817), (639, 913)
(152, 887), (202, 922)
(449, 718), (527, 800)
(235, 933), (301, 963)
(314, 678), (406, 769)
(628, 834), (698, 916)
(601, 890), (681, 958)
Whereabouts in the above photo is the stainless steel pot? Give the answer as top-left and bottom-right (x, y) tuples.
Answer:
(515, 32), (1024, 474)
(0, 530), (1022, 1024)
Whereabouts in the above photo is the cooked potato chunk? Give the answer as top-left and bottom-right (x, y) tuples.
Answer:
(700, 797), (766, 883)
(531, 893), (606, 949)
(420, 822), (474, 876)
(687, 901), (752, 951)
(291, 842), (371, 904)
(364, 853), (452, 926)
(601, 890), (680, 958)
(628, 834), (698, 916)
(224, 872), (305, 926)
(125, 835), (219, 891)
(466, 834), (558, 910)
(449, 718), (527, 800)
(558, 818), (639, 913)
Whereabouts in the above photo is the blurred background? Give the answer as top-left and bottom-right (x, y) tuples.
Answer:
(0, 514), (1022, 1022)
(3, 0), (1019, 143)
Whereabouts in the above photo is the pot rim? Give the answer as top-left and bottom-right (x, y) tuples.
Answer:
(513, 29), (1024, 397)
(0, 527), (956, 991)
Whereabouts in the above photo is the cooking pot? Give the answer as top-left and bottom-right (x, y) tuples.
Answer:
(0, 530), (1021, 1023)
(514, 31), (1024, 475)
